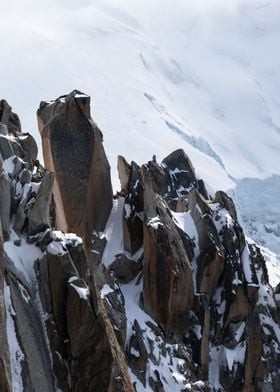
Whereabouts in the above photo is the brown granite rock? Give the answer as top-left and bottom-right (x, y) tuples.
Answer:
(142, 167), (194, 336)
(37, 90), (113, 247)
(37, 239), (134, 392)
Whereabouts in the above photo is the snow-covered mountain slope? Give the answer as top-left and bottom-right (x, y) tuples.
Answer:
(0, 0), (279, 251)
(231, 176), (280, 254)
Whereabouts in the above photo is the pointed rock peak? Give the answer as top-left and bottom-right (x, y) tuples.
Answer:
(0, 99), (21, 134)
(37, 90), (91, 130)
(162, 148), (196, 175)
(37, 91), (113, 245)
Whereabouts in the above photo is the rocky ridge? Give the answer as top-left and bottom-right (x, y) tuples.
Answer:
(0, 92), (279, 391)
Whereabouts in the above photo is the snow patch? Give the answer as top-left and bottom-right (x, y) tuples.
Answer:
(100, 284), (114, 299)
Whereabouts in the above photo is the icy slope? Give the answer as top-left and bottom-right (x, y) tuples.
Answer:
(231, 175), (280, 254)
(0, 0), (279, 250)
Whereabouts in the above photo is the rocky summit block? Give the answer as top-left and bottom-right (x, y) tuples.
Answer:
(37, 90), (113, 247)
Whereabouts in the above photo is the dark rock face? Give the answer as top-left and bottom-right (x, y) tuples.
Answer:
(122, 160), (144, 254)
(37, 90), (113, 247)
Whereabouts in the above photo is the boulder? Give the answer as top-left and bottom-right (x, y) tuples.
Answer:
(109, 253), (142, 284)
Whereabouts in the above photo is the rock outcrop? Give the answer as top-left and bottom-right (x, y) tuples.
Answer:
(37, 90), (113, 248)
(142, 165), (194, 336)
(0, 94), (280, 392)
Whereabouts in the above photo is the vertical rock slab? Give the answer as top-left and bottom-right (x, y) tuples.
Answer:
(0, 222), (12, 392)
(37, 90), (113, 246)
(122, 160), (144, 254)
(142, 167), (194, 336)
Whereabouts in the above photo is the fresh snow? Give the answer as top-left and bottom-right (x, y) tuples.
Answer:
(100, 283), (114, 298)
(246, 237), (280, 288)
(146, 215), (162, 230)
(4, 230), (43, 285)
(68, 277), (90, 300)
(102, 197), (124, 267)
(3, 156), (16, 176)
